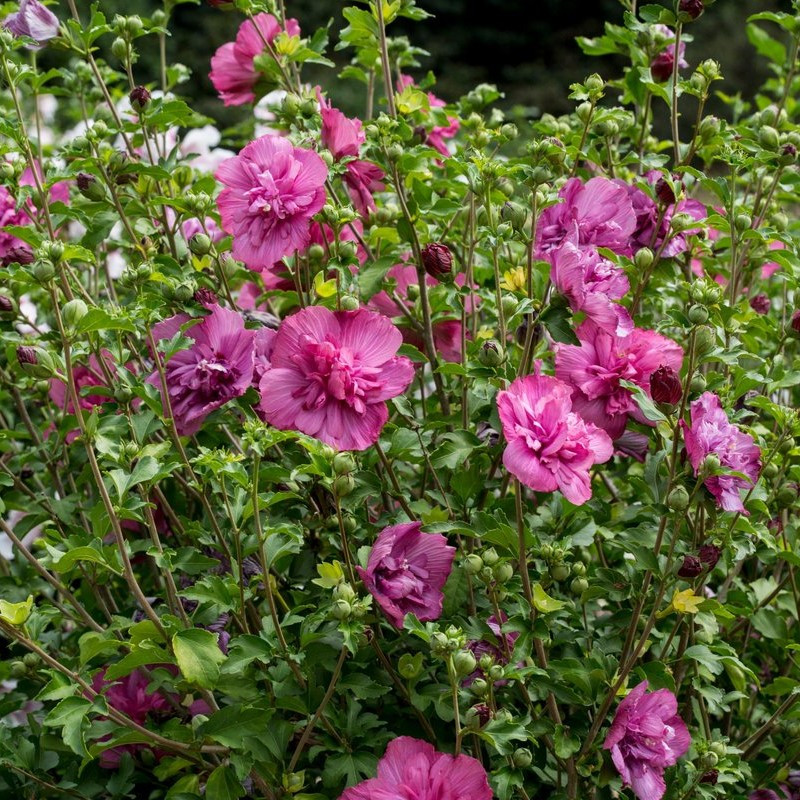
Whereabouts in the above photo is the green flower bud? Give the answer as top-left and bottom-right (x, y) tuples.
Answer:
(698, 115), (720, 140)
(283, 772), (304, 794)
(38, 240), (64, 262)
(667, 485), (690, 512)
(406, 283), (420, 301)
(575, 101), (593, 122)
(763, 461), (779, 479)
(493, 562), (514, 583)
(62, 298), (88, 329)
(152, 9), (166, 26)
(188, 233), (212, 256)
(386, 143), (404, 161)
(689, 373), (707, 393)
(478, 340), (505, 368)
(471, 678), (489, 697)
(693, 325), (716, 355)
(332, 583), (356, 604)
(758, 125), (780, 150)
(111, 37), (128, 60)
(9, 661), (27, 679)
(572, 562), (587, 577)
(699, 751), (719, 769)
(501, 294), (519, 317)
(585, 73), (605, 95)
(701, 453), (721, 477)
(487, 664), (505, 682)
(452, 650), (478, 677)
(332, 452), (356, 475)
(501, 201), (527, 231)
(634, 248), (654, 271)
(776, 485), (798, 507)
(340, 295), (360, 311)
(172, 282), (193, 302)
(114, 386), (134, 404)
(430, 632), (450, 656)
(570, 576), (588, 595)
(708, 741), (727, 758)
(500, 123), (518, 140)
(479, 566), (495, 583)
(687, 305), (709, 325)
(463, 554), (484, 575)
(549, 563), (570, 582)
(483, 547), (499, 567)
(330, 599), (351, 620)
(332, 474), (355, 498)
(0, 162), (15, 181)
(671, 212), (696, 231)
(32, 260), (55, 283)
(734, 213), (752, 231)
(512, 748), (533, 768)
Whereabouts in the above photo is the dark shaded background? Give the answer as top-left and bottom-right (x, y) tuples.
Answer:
(99, 1), (786, 123)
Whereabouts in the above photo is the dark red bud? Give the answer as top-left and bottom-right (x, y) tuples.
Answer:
(421, 242), (454, 281)
(650, 365), (682, 405)
(790, 309), (800, 335)
(473, 703), (491, 726)
(782, 143), (797, 158)
(677, 555), (703, 579)
(698, 544), (721, 568)
(699, 770), (718, 785)
(650, 53), (675, 83)
(194, 288), (218, 306)
(679, 0), (704, 19)
(16, 345), (37, 365)
(749, 294), (770, 315)
(2, 246), (34, 267)
(0, 295), (13, 312)
(655, 177), (676, 205)
(129, 85), (151, 112)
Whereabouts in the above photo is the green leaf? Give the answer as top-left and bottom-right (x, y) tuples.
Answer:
(540, 302), (579, 345)
(173, 629), (226, 689)
(531, 583), (566, 614)
(431, 430), (481, 470)
(205, 765), (245, 800)
(0, 595), (33, 625)
(199, 705), (272, 748)
(44, 696), (91, 756)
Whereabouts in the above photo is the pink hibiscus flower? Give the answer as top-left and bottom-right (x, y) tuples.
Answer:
(257, 306), (414, 451)
(535, 177), (636, 257)
(650, 25), (688, 82)
(148, 304), (255, 436)
(340, 736), (492, 800)
(604, 681), (691, 800)
(549, 241), (633, 336)
(209, 13), (300, 106)
(555, 320), (684, 440)
(216, 135), (327, 270)
(357, 521), (455, 629)
(497, 373), (614, 505)
(4, 0), (59, 48)
(681, 392), (761, 513)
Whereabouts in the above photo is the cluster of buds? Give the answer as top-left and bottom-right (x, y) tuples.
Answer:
(328, 582), (371, 622)
(330, 451), (357, 498)
(430, 625), (466, 658)
(677, 544), (722, 578)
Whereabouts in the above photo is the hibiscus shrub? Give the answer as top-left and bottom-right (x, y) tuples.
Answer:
(1, 0), (800, 798)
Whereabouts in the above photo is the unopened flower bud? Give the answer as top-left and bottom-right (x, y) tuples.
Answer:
(701, 453), (721, 477)
(758, 125), (780, 150)
(671, 212), (696, 232)
(667, 485), (690, 512)
(699, 751), (718, 769)
(129, 85), (151, 112)
(512, 748), (533, 768)
(39, 240), (63, 262)
(430, 632), (450, 656)
(634, 247), (654, 270)
(463, 554), (484, 575)
(501, 201), (527, 231)
(32, 260), (55, 283)
(678, 555), (703, 578)
(332, 474), (355, 498)
(693, 325), (715, 355)
(655, 177), (676, 205)
(339, 295), (360, 311)
(188, 233), (212, 256)
(699, 770), (718, 785)
(0, 295), (14, 313)
(464, 703), (491, 730)
(501, 294), (519, 317)
(585, 73), (605, 95)
(194, 288), (217, 306)
(471, 677), (488, 697)
(500, 123), (518, 140)
(332, 583), (356, 603)
(452, 650), (478, 677)
(77, 172), (105, 201)
(482, 547), (499, 566)
(2, 246), (33, 267)
(111, 37), (128, 60)
(570, 576), (588, 595)
(17, 346), (54, 378)
(421, 242), (454, 282)
(307, 243), (325, 262)
(679, 0), (704, 20)
(698, 115), (720, 140)
(330, 599), (351, 620)
(332, 452), (356, 475)
(689, 373), (707, 394)
(487, 664), (505, 682)
(735, 213), (752, 231)
(698, 544), (721, 568)
(650, 365), (682, 404)
(687, 304), (709, 325)
(62, 298), (88, 328)
(750, 294), (770, 315)
(478, 340), (505, 367)
(493, 562), (514, 583)
(549, 563), (570, 582)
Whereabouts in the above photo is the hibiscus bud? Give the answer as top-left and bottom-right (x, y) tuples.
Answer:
(452, 650), (478, 677)
(698, 544), (721, 568)
(471, 678), (489, 697)
(9, 661), (27, 679)
(699, 770), (719, 785)
(571, 576), (589, 595)
(421, 242), (454, 282)
(464, 703), (491, 730)
(671, 212), (696, 232)
(700, 751), (719, 769)
(512, 748), (533, 768)
(332, 452), (356, 475)
(655, 177), (676, 205)
(330, 599), (351, 620)
(62, 298), (88, 329)
(779, 143), (798, 165)
(332, 583), (356, 603)
(667, 485), (690, 512)
(39, 240), (63, 262)
(678, 555), (703, 578)
(32, 260), (55, 283)
(17, 345), (54, 377)
(189, 233), (212, 256)
(340, 295), (360, 311)
(790, 310), (800, 337)
(734, 213), (752, 231)
(493, 562), (514, 583)
(463, 554), (483, 575)
(634, 247), (654, 270)
(110, 36), (128, 61)
(699, 115), (720, 140)
(0, 295), (14, 313)
(430, 632), (450, 656)
(758, 125), (780, 150)
(700, 453), (721, 477)
(687, 304), (709, 325)
(748, 294), (770, 315)
(482, 547), (499, 566)
(501, 201), (527, 231)
(307, 244), (325, 262)
(690, 373), (707, 393)
(679, 0), (704, 19)
(129, 85), (151, 112)
(194, 288), (217, 306)
(2, 246), (34, 266)
(77, 172), (105, 201)
(549, 563), (570, 582)
(501, 294), (519, 317)
(693, 325), (716, 355)
(487, 664), (505, 682)
(478, 340), (505, 367)
(650, 365), (682, 405)
(332, 474), (355, 498)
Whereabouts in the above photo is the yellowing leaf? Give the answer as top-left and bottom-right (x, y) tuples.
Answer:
(531, 583), (566, 614)
(396, 86), (430, 115)
(501, 267), (527, 293)
(314, 271), (337, 298)
(0, 595), (33, 626)
(312, 561), (345, 589)
(671, 588), (704, 615)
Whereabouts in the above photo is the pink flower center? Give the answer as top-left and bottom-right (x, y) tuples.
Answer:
(291, 337), (381, 415)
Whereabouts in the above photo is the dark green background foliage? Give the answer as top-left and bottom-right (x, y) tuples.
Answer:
(89, 0), (783, 124)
